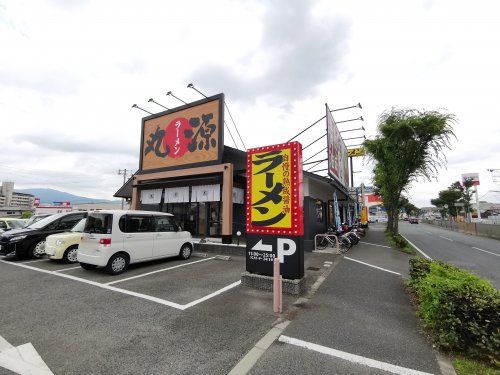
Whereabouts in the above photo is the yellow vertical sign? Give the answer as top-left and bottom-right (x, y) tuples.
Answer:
(250, 148), (292, 229)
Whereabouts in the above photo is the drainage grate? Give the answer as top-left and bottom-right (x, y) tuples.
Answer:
(306, 266), (320, 271)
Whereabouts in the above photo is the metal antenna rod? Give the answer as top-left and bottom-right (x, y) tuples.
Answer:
(303, 134), (327, 150)
(224, 101), (247, 150)
(340, 126), (365, 134)
(188, 83), (247, 150)
(306, 159), (327, 172)
(187, 83), (207, 98)
(131, 104), (153, 115)
(303, 147), (327, 163)
(303, 158), (328, 166)
(336, 116), (364, 124)
(342, 135), (366, 142)
(331, 102), (362, 112)
(166, 91), (188, 105)
(287, 103), (362, 143)
(148, 98), (169, 110)
(309, 168), (329, 173)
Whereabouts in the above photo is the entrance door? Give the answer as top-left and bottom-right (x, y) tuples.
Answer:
(208, 202), (220, 236)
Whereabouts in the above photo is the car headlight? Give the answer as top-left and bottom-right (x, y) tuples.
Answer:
(56, 239), (65, 246)
(10, 235), (27, 242)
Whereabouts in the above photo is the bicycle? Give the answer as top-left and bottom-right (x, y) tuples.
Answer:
(315, 231), (352, 253)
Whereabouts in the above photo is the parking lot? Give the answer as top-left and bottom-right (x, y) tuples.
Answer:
(0, 251), (333, 374)
(1, 254), (244, 310)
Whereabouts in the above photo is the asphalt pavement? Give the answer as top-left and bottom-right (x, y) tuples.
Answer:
(399, 221), (500, 288)
(248, 224), (443, 375)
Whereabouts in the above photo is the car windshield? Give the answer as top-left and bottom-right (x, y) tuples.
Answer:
(27, 214), (62, 229)
(71, 218), (87, 233)
(24, 215), (50, 228)
(6, 220), (25, 228)
(84, 213), (113, 234)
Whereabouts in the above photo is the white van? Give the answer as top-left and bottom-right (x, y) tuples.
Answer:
(77, 210), (193, 275)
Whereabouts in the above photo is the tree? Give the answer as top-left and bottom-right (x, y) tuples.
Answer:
(364, 108), (455, 235)
(403, 202), (419, 217)
(432, 179), (474, 221)
(436, 187), (462, 219)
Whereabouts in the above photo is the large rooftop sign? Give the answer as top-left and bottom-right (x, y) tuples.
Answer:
(326, 103), (349, 188)
(139, 94), (224, 173)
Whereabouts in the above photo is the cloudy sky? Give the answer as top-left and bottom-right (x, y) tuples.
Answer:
(1, 0), (499, 206)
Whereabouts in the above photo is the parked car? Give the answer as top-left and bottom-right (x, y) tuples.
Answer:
(45, 218), (86, 263)
(23, 214), (52, 228)
(78, 210), (193, 275)
(409, 217), (419, 224)
(0, 212), (87, 258)
(0, 218), (26, 234)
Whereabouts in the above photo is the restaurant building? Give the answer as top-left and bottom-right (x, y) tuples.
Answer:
(114, 93), (353, 250)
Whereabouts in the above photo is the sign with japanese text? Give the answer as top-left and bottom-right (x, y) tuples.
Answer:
(461, 173), (480, 186)
(140, 94), (224, 173)
(347, 147), (365, 157)
(326, 104), (349, 188)
(246, 142), (304, 236)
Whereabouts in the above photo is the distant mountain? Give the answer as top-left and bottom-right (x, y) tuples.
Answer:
(15, 188), (119, 205)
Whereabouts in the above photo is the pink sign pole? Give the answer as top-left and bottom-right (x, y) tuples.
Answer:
(273, 258), (282, 313)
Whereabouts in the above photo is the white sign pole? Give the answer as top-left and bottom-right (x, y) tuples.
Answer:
(475, 187), (480, 221)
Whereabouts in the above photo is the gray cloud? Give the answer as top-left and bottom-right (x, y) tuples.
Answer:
(191, 0), (351, 104)
(0, 68), (79, 95)
(14, 133), (138, 157)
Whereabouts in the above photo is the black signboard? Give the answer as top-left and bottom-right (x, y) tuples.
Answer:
(246, 234), (304, 279)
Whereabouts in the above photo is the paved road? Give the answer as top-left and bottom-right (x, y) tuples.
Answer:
(399, 222), (500, 288)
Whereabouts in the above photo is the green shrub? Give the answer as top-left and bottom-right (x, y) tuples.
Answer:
(410, 261), (500, 364)
(409, 257), (432, 282)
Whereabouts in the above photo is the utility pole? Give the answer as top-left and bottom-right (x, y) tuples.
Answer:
(118, 169), (129, 210)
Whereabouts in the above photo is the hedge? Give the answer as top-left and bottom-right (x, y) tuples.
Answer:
(408, 257), (500, 365)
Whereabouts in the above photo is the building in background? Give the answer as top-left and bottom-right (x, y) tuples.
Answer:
(0, 181), (35, 217)
(73, 202), (130, 211)
(35, 201), (72, 215)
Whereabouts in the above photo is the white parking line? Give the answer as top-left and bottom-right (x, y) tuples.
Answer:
(438, 235), (453, 242)
(278, 335), (434, 375)
(21, 259), (48, 264)
(105, 257), (216, 285)
(344, 257), (401, 276)
(182, 281), (241, 309)
(0, 259), (238, 310)
(399, 234), (432, 260)
(54, 266), (81, 272)
(359, 241), (392, 249)
(472, 247), (500, 257)
(424, 231), (432, 235)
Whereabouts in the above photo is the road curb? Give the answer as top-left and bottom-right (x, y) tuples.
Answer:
(435, 352), (457, 375)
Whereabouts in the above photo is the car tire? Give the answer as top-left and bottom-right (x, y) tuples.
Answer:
(105, 253), (129, 275)
(80, 262), (98, 270)
(179, 244), (192, 260)
(63, 245), (79, 263)
(30, 240), (46, 259)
